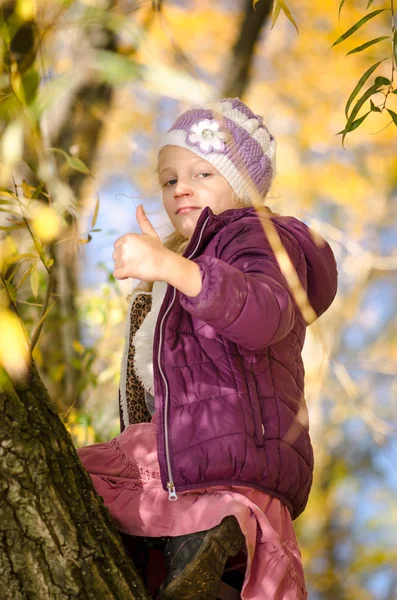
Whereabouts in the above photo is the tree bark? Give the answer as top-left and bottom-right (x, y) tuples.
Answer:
(0, 365), (151, 599)
(222, 0), (273, 98)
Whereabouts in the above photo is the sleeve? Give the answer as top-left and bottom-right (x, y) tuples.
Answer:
(179, 220), (298, 351)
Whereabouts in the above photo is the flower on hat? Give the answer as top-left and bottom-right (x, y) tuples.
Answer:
(187, 119), (226, 153)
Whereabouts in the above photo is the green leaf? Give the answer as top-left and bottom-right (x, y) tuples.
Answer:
(48, 147), (70, 160)
(0, 208), (21, 216)
(367, 0), (376, 8)
(342, 83), (382, 145)
(374, 76), (390, 86)
(338, 0), (347, 19)
(387, 109), (397, 126)
(91, 196), (100, 228)
(32, 181), (46, 200)
(68, 156), (90, 175)
(337, 111), (372, 136)
(345, 59), (386, 118)
(370, 99), (381, 112)
(392, 89), (397, 94)
(96, 51), (141, 85)
(47, 147), (91, 175)
(21, 68), (40, 106)
(331, 10), (386, 48)
(0, 223), (27, 231)
(346, 36), (389, 56)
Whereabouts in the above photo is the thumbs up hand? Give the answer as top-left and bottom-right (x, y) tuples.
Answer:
(113, 205), (172, 282)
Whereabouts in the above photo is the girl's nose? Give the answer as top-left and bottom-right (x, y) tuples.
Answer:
(174, 179), (193, 198)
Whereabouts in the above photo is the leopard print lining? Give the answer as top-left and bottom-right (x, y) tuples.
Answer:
(119, 293), (153, 426)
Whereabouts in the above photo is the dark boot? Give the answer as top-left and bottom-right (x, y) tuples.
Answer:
(157, 515), (245, 600)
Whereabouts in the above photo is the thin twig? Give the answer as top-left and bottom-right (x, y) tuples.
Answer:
(0, 273), (20, 316)
(11, 176), (51, 275)
(30, 268), (54, 351)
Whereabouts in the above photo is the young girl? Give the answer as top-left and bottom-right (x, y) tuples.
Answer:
(77, 98), (338, 599)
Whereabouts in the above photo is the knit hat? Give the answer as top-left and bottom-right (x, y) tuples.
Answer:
(159, 98), (276, 204)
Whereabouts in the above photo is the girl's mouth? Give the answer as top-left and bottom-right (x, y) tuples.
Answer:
(176, 207), (200, 215)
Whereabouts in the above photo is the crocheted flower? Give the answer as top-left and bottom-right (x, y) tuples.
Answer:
(187, 119), (226, 153)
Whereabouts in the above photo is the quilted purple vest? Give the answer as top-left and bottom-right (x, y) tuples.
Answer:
(119, 206), (337, 519)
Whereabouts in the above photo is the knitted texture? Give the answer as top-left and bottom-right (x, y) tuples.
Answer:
(159, 98), (277, 204)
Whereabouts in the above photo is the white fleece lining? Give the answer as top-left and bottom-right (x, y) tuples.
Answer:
(132, 280), (168, 397)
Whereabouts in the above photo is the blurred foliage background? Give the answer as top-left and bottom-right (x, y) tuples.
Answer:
(1, 0), (397, 598)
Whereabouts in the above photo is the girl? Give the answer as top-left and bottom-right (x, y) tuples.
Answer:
(77, 98), (338, 599)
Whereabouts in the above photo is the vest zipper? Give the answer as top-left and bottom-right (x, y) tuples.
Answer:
(159, 215), (211, 501)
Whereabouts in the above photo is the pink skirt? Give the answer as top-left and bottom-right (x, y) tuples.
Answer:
(77, 422), (307, 600)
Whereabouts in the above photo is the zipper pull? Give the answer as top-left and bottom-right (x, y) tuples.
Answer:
(167, 482), (178, 501)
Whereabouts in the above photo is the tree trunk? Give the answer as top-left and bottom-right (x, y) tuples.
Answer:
(0, 365), (151, 599)
(222, 0), (273, 98)
(41, 4), (117, 411)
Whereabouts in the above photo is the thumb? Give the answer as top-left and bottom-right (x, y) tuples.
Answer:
(136, 205), (159, 239)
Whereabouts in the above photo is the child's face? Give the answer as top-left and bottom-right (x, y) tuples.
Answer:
(158, 146), (237, 238)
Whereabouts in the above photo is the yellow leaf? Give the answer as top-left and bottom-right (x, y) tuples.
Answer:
(17, 0), (37, 21)
(0, 309), (30, 378)
(31, 302), (55, 337)
(31, 204), (60, 243)
(271, 0), (298, 33)
(10, 64), (26, 104)
(15, 264), (35, 290)
(72, 340), (85, 354)
(69, 423), (95, 447)
(0, 190), (18, 200)
(78, 235), (92, 244)
(30, 267), (39, 298)
(32, 344), (43, 367)
(91, 196), (100, 229)
(271, 1), (282, 28)
(65, 408), (77, 424)
(0, 121), (24, 166)
(22, 180), (32, 199)
(6, 253), (37, 266)
(1, 236), (17, 271)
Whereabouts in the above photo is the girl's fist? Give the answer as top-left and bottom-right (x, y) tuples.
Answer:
(113, 205), (171, 282)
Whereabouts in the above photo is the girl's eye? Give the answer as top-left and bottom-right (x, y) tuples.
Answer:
(198, 172), (212, 178)
(164, 179), (177, 187)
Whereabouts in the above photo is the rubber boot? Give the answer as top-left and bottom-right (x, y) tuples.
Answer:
(157, 515), (245, 600)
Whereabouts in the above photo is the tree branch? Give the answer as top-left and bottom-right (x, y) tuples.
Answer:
(222, 0), (273, 98)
